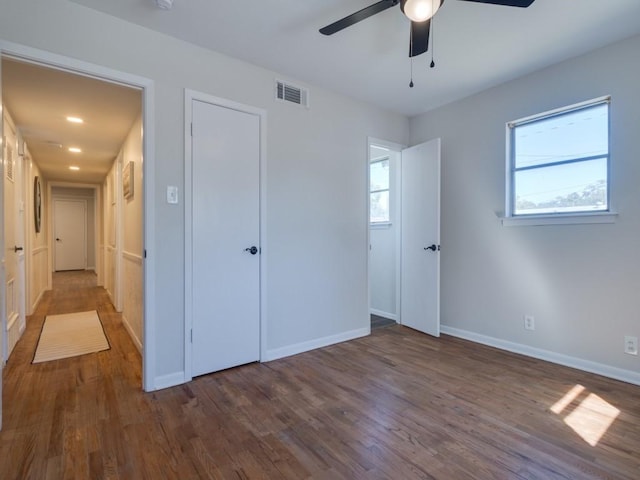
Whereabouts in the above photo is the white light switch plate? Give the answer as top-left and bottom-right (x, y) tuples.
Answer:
(167, 185), (178, 204)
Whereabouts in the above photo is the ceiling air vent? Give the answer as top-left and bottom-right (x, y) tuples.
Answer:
(276, 80), (309, 107)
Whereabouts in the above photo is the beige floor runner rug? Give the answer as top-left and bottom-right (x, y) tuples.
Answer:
(33, 310), (110, 363)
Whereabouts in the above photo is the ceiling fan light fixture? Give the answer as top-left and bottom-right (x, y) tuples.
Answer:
(401, 0), (442, 23)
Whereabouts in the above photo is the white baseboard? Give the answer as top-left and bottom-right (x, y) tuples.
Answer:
(121, 314), (143, 354)
(370, 309), (397, 321)
(31, 288), (46, 314)
(153, 372), (185, 391)
(7, 313), (21, 358)
(265, 327), (371, 362)
(441, 325), (640, 387)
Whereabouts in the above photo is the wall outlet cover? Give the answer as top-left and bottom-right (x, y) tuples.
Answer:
(524, 315), (535, 331)
(624, 335), (638, 356)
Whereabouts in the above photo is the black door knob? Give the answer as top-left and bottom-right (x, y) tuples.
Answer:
(245, 246), (258, 255)
(424, 244), (439, 252)
(14, 246), (23, 252)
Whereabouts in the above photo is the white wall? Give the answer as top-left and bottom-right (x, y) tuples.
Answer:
(0, 0), (409, 385)
(410, 34), (640, 382)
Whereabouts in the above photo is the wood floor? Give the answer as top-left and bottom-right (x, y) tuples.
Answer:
(1, 272), (639, 479)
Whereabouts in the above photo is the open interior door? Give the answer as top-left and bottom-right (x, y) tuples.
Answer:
(400, 138), (441, 336)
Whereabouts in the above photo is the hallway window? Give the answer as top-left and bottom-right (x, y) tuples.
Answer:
(370, 157), (390, 224)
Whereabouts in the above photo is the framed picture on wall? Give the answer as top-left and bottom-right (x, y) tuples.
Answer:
(34, 176), (42, 233)
(123, 161), (134, 199)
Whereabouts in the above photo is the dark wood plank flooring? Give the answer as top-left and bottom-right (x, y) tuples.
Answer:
(1, 271), (639, 479)
(371, 314), (396, 330)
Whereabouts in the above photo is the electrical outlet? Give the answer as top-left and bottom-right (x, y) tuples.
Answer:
(624, 336), (638, 356)
(524, 315), (535, 331)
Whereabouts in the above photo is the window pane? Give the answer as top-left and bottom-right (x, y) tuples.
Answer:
(515, 103), (608, 169)
(514, 158), (607, 215)
(370, 191), (389, 223)
(370, 159), (389, 191)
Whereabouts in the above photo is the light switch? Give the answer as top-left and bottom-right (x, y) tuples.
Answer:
(167, 185), (178, 204)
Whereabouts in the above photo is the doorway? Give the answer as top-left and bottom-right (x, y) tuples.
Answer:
(367, 137), (441, 336)
(53, 199), (87, 271)
(0, 42), (156, 402)
(368, 139), (402, 328)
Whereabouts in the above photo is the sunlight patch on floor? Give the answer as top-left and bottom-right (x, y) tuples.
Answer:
(551, 384), (620, 447)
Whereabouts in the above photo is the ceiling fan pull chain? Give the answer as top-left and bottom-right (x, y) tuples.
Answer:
(410, 59), (414, 88)
(430, 0), (436, 68)
(409, 24), (415, 87)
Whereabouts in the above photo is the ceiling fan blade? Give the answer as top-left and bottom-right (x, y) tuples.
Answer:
(457, 0), (535, 7)
(320, 0), (399, 35)
(409, 19), (430, 57)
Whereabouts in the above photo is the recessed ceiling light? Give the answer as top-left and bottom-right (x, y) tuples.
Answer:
(69, 166), (80, 171)
(68, 147), (82, 153)
(66, 116), (84, 124)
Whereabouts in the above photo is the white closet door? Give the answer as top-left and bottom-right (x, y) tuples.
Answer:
(191, 99), (260, 377)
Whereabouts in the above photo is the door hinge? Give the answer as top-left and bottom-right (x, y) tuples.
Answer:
(144, 249), (147, 259)
(190, 328), (193, 343)
(190, 123), (193, 137)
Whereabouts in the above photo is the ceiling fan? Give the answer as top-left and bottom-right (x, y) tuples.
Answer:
(320, 0), (536, 58)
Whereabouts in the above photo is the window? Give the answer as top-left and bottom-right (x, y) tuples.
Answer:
(507, 97), (610, 217)
(370, 157), (390, 223)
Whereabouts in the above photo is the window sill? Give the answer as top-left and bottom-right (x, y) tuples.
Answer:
(370, 222), (392, 229)
(500, 211), (618, 227)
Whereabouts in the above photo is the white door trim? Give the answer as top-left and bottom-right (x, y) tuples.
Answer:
(0, 40), (156, 392)
(184, 89), (267, 382)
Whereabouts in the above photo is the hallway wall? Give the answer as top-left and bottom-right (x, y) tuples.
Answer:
(26, 147), (48, 314)
(121, 114), (143, 352)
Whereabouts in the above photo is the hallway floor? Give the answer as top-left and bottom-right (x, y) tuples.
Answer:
(0, 271), (143, 478)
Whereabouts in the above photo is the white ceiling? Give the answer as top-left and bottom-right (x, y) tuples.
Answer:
(2, 58), (141, 183)
(67, 0), (640, 116)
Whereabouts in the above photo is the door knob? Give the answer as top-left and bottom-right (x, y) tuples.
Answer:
(244, 246), (258, 255)
(14, 246), (23, 252)
(424, 244), (439, 252)
(56, 238), (61, 242)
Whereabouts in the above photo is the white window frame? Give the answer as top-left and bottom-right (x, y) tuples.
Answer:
(503, 96), (617, 227)
(370, 156), (391, 226)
